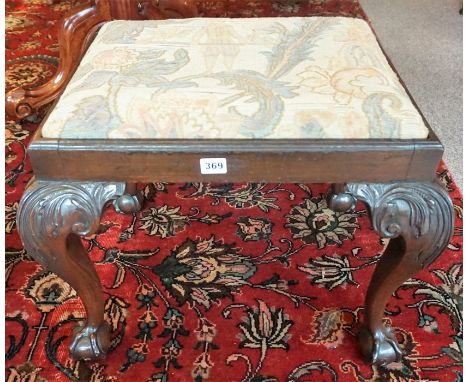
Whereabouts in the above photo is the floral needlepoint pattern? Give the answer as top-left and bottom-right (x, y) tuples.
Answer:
(153, 236), (256, 308)
(40, 17), (430, 140)
(286, 196), (359, 248)
(5, 0), (463, 381)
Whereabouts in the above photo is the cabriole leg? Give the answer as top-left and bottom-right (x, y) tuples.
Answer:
(330, 181), (454, 365)
(16, 180), (127, 360)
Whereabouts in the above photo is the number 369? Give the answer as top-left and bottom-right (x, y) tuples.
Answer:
(205, 162), (224, 170)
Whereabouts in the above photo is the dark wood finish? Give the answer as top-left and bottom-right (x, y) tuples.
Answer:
(17, 3), (444, 185)
(16, 181), (126, 359)
(6, 1), (111, 120)
(27, 135), (443, 183)
(154, 0), (199, 18)
(12, 1), (455, 366)
(330, 181), (454, 365)
(12, 0), (196, 361)
(17, 180), (142, 359)
(5, 0), (198, 120)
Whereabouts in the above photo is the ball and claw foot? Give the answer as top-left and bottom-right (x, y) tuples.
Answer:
(70, 322), (110, 360)
(330, 187), (404, 365)
(330, 181), (453, 366)
(358, 327), (404, 366)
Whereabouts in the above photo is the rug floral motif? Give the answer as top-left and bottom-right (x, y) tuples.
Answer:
(5, 1), (462, 381)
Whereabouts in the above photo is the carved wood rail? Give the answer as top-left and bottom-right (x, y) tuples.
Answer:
(6, 0), (198, 121)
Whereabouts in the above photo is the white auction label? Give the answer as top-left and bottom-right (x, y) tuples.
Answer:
(200, 158), (227, 174)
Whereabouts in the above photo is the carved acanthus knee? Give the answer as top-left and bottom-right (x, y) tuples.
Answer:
(331, 181), (454, 365)
(345, 182), (454, 268)
(16, 181), (127, 360)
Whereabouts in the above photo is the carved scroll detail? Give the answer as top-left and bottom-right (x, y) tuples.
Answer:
(331, 181), (454, 365)
(17, 181), (126, 359)
(346, 182), (454, 268)
(6, 1), (112, 120)
(6, 0), (199, 120)
(18, 182), (125, 262)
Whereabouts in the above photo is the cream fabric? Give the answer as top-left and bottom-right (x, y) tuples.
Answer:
(42, 17), (429, 140)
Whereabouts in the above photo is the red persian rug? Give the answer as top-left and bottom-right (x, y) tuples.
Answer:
(5, 1), (463, 381)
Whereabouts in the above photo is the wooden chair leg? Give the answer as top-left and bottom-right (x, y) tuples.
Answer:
(16, 180), (128, 360)
(330, 181), (454, 365)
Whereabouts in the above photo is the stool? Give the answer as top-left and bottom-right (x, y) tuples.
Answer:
(6, 0), (454, 366)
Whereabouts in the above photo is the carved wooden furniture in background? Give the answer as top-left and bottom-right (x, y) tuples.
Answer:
(8, 0), (454, 366)
(6, 0), (197, 120)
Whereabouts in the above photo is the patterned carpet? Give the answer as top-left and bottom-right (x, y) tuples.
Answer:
(5, 1), (463, 381)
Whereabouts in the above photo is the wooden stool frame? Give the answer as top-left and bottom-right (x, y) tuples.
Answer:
(6, 0), (454, 366)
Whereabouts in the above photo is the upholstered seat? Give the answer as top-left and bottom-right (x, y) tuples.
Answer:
(13, 1), (454, 367)
(41, 17), (428, 140)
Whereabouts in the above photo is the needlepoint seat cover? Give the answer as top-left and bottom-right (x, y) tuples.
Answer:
(41, 17), (429, 140)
